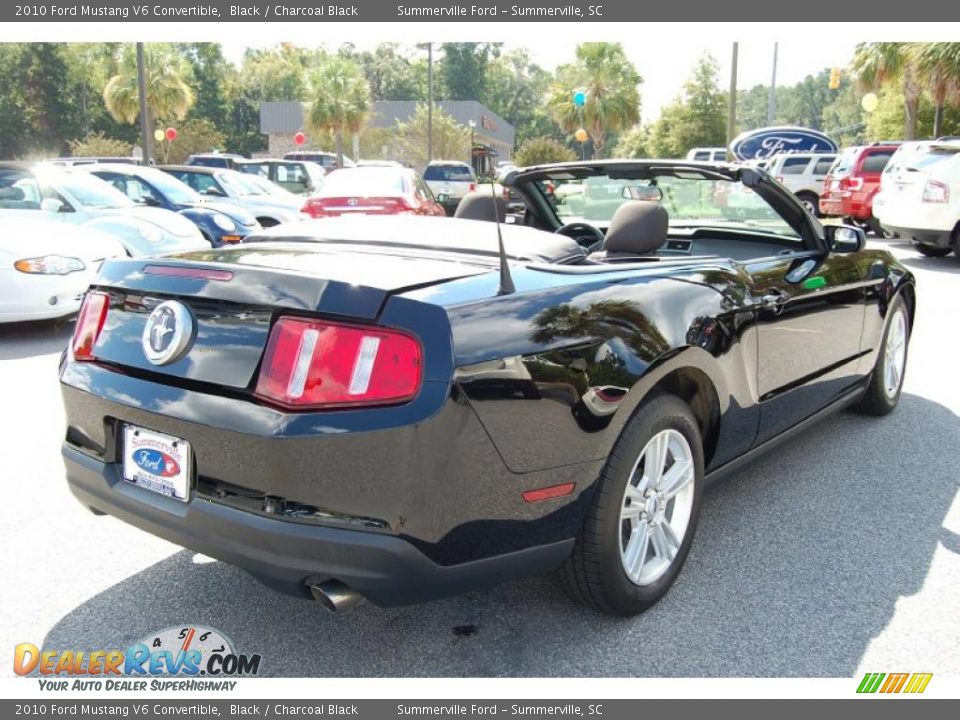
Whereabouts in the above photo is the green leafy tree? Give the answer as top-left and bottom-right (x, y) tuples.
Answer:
(484, 49), (555, 144)
(307, 55), (371, 167)
(177, 43), (233, 126)
(440, 43), (498, 101)
(68, 132), (132, 158)
(648, 55), (726, 158)
(910, 42), (960, 138)
(342, 43), (423, 101)
(391, 104), (469, 168)
(547, 43), (641, 158)
(102, 44), (194, 147)
(514, 137), (577, 166)
(160, 118), (227, 164)
(612, 125), (651, 158)
(850, 42), (921, 140)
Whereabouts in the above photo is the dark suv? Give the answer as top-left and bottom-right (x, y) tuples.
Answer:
(820, 143), (900, 232)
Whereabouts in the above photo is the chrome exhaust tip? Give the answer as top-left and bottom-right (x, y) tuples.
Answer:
(309, 580), (364, 613)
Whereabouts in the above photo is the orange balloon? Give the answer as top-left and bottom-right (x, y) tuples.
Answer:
(574, 128), (589, 142)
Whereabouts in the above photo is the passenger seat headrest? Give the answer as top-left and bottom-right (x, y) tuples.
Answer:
(454, 192), (507, 222)
(603, 201), (668, 255)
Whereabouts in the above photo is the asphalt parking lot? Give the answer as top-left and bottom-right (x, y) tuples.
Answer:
(1, 235), (958, 678)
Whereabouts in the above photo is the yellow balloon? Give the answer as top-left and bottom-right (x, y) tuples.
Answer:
(574, 128), (589, 142)
(153, 129), (165, 142)
(861, 93), (879, 113)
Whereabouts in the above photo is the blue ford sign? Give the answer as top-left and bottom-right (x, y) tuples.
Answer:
(729, 126), (838, 161)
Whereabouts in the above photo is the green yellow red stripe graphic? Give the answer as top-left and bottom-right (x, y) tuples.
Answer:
(857, 672), (932, 694)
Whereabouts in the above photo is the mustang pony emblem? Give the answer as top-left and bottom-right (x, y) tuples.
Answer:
(141, 300), (195, 366)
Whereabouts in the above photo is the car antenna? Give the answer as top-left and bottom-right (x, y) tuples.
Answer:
(492, 174), (515, 295)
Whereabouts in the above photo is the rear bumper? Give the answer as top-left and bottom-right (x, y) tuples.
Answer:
(63, 443), (573, 606)
(882, 225), (953, 248)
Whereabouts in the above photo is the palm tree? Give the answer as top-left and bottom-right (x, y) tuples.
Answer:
(911, 42), (960, 138)
(850, 42), (921, 140)
(307, 56), (371, 168)
(102, 44), (194, 143)
(547, 43), (641, 159)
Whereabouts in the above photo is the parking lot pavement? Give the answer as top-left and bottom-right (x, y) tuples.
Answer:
(1, 237), (958, 678)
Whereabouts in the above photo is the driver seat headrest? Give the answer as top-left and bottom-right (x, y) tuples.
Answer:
(602, 201), (668, 256)
(454, 192), (507, 222)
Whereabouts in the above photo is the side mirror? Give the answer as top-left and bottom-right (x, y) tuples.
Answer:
(40, 198), (64, 213)
(826, 224), (865, 253)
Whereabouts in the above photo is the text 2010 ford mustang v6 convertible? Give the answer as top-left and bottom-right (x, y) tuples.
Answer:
(60, 161), (914, 616)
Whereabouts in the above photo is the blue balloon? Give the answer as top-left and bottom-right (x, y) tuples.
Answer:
(573, 90), (586, 107)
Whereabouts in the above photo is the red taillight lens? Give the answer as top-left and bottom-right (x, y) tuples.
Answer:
(302, 199), (327, 218)
(469, 183), (477, 193)
(839, 176), (864, 191)
(922, 179), (949, 203)
(72, 291), (109, 361)
(255, 317), (422, 409)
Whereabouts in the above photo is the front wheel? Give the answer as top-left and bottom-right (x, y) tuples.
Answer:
(854, 295), (910, 416)
(558, 394), (704, 616)
(796, 192), (820, 217)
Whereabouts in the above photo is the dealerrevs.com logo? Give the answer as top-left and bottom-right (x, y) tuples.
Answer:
(14, 626), (261, 691)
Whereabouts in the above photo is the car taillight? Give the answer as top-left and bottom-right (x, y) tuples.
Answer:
(469, 183), (477, 192)
(71, 291), (110, 361)
(922, 179), (949, 203)
(301, 199), (327, 218)
(839, 176), (864, 191)
(255, 317), (422, 409)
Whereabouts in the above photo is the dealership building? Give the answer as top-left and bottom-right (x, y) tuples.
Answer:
(259, 100), (515, 171)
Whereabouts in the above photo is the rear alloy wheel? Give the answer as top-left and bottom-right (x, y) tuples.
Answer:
(796, 193), (820, 218)
(558, 395), (703, 616)
(913, 242), (952, 258)
(855, 295), (910, 416)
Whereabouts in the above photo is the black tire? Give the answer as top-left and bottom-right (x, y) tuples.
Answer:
(557, 394), (704, 616)
(796, 192), (820, 218)
(914, 242), (951, 258)
(868, 217), (895, 238)
(854, 294), (910, 416)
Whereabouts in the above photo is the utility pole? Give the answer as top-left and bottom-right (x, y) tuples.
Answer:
(427, 43), (434, 163)
(136, 42), (152, 166)
(727, 42), (738, 160)
(767, 42), (778, 126)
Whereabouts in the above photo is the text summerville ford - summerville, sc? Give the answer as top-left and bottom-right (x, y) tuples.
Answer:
(16, 3), (604, 18)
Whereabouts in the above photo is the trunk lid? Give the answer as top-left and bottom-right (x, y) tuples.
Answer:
(85, 245), (487, 389)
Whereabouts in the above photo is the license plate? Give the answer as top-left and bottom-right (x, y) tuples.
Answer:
(122, 425), (191, 502)
(436, 193), (450, 203)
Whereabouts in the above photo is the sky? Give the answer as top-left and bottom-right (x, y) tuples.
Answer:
(221, 40), (859, 124)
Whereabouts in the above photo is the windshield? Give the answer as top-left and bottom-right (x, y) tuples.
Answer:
(217, 171), (265, 196)
(137, 167), (201, 204)
(36, 169), (134, 209)
(424, 165), (475, 182)
(316, 168), (407, 197)
(545, 173), (798, 238)
(829, 148), (858, 176)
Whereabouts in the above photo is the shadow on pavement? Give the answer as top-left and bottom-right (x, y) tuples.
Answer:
(0, 318), (74, 361)
(41, 394), (959, 677)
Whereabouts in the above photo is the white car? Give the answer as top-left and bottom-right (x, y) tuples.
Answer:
(423, 161), (477, 214)
(0, 218), (125, 323)
(0, 163), (209, 257)
(685, 147), (727, 162)
(874, 141), (960, 257)
(765, 152), (837, 216)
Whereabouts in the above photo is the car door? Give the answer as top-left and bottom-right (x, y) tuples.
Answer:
(747, 249), (866, 444)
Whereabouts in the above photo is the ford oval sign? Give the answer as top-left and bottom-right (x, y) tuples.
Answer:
(729, 126), (838, 161)
(133, 449), (181, 478)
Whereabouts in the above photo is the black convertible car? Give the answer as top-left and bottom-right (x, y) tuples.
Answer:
(60, 160), (914, 616)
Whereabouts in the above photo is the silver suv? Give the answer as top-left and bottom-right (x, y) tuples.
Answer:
(765, 152), (836, 217)
(423, 161), (477, 215)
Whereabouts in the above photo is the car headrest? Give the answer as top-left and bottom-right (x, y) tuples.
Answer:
(454, 192), (507, 222)
(0, 186), (25, 201)
(602, 201), (668, 255)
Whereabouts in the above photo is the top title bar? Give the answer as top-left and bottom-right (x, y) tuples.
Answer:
(5, 0), (959, 22)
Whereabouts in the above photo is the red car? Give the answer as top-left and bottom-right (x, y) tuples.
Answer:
(819, 143), (899, 231)
(302, 167), (446, 218)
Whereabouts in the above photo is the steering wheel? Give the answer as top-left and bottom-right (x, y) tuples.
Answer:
(555, 222), (605, 252)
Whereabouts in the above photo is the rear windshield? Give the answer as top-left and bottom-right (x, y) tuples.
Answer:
(909, 149), (959, 171)
(829, 148), (859, 175)
(316, 168), (406, 196)
(424, 165), (475, 182)
(861, 150), (894, 174)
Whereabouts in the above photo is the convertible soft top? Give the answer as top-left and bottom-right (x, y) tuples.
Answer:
(246, 215), (585, 264)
